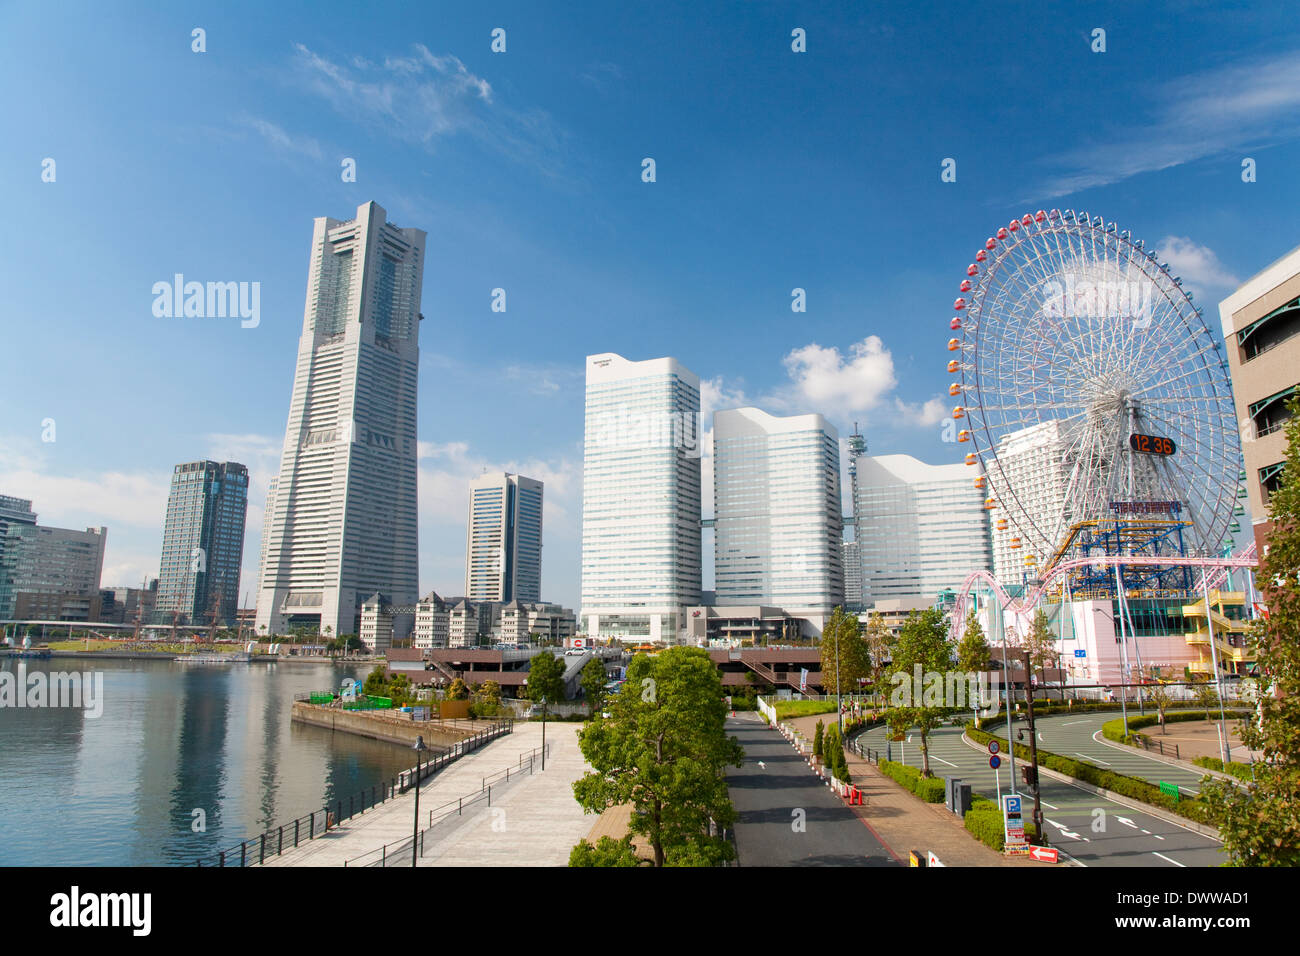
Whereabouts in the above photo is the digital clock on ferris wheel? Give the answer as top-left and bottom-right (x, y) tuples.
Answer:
(1128, 433), (1177, 456)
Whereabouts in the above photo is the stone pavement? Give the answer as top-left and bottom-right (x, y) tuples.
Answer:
(262, 720), (591, 867)
(785, 713), (1034, 868)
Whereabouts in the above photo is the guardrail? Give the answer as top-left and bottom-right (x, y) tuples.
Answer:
(345, 741), (552, 867)
(192, 719), (513, 866)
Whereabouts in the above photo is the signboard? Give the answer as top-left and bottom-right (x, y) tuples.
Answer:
(989, 755), (1001, 770)
(799, 668), (808, 693)
(1074, 649), (1087, 658)
(1028, 845), (1059, 864)
(987, 740), (999, 755)
(1128, 433), (1176, 456)
(571, 637), (585, 649)
(1001, 794), (1026, 849)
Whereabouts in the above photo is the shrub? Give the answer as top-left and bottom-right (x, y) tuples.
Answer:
(1193, 756), (1255, 782)
(914, 777), (946, 803)
(813, 720), (824, 757)
(879, 759), (921, 793)
(1102, 710), (1249, 744)
(963, 808), (1038, 852)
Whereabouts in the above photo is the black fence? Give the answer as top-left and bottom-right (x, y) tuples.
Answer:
(192, 720), (513, 866)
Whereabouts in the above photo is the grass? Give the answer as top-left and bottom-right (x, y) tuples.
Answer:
(773, 699), (839, 720)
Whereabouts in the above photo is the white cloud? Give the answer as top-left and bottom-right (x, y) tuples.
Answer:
(893, 396), (949, 428)
(1032, 50), (1300, 198)
(1153, 237), (1240, 299)
(235, 114), (324, 161)
(772, 336), (898, 419)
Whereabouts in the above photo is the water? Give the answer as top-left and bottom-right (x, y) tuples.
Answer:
(0, 658), (418, 866)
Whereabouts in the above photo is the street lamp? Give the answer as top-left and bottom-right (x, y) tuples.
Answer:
(411, 734), (427, 867)
(541, 695), (547, 771)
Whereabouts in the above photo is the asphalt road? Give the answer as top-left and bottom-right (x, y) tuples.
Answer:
(856, 723), (1226, 868)
(725, 714), (897, 867)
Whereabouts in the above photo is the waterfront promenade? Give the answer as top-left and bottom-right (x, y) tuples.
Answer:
(262, 720), (593, 867)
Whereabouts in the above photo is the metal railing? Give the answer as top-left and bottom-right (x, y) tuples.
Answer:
(344, 741), (552, 867)
(192, 720), (513, 866)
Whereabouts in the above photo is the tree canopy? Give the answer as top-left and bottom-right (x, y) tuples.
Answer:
(527, 651), (567, 703)
(819, 606), (869, 696)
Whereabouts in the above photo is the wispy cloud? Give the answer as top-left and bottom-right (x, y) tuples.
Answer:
(1153, 237), (1240, 299)
(235, 114), (325, 161)
(1030, 50), (1300, 199)
(768, 336), (898, 419)
(289, 42), (563, 171)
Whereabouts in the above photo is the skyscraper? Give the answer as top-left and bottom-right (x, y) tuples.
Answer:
(712, 407), (844, 632)
(464, 472), (544, 603)
(580, 352), (702, 640)
(984, 420), (1070, 588)
(255, 201), (425, 640)
(854, 454), (992, 606)
(0, 496), (106, 622)
(156, 460), (248, 626)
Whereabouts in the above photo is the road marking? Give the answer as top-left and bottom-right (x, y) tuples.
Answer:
(1153, 834), (1165, 841)
(1141, 828), (1150, 834)
(1182, 787), (1199, 795)
(1040, 800), (1059, 810)
(1153, 851), (1186, 868)
(1078, 752), (1110, 765)
(1062, 720), (1089, 726)
(929, 754), (958, 768)
(1117, 817), (1138, 828)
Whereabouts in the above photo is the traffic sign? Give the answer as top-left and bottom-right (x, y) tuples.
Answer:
(987, 740), (999, 755)
(1028, 846), (1059, 864)
(989, 755), (1001, 769)
(1074, 649), (1086, 658)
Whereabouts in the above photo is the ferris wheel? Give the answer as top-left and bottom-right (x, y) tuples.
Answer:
(947, 209), (1241, 568)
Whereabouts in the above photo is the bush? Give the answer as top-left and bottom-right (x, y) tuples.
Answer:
(569, 836), (640, 867)
(879, 759), (922, 793)
(1102, 710), (1249, 744)
(1193, 756), (1255, 782)
(914, 777), (946, 803)
(813, 720), (824, 757)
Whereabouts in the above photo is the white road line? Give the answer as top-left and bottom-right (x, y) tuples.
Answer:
(1153, 851), (1186, 867)
(1182, 787), (1199, 795)
(1062, 720), (1089, 726)
(1141, 829), (1150, 834)
(1153, 834), (1165, 841)
(1040, 800), (1059, 810)
(929, 755), (958, 768)
(1078, 752), (1110, 765)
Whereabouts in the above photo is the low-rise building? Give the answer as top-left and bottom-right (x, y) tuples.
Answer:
(0, 520), (107, 622)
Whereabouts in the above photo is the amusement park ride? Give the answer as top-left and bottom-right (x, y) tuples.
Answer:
(943, 209), (1259, 657)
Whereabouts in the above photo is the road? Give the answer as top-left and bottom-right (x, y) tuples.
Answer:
(726, 714), (897, 867)
(856, 723), (1225, 868)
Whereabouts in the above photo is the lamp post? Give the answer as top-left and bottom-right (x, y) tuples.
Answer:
(541, 695), (548, 771)
(412, 734), (427, 867)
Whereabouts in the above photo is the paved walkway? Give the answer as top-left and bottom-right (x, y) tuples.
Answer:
(262, 721), (591, 867)
(785, 714), (1027, 868)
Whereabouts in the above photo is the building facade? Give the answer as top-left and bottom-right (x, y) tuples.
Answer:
(712, 407), (843, 633)
(854, 454), (992, 607)
(156, 460), (248, 626)
(984, 420), (1071, 589)
(255, 201), (425, 640)
(100, 579), (158, 625)
(464, 472), (543, 603)
(0, 519), (106, 622)
(580, 353), (703, 641)
(1219, 243), (1300, 555)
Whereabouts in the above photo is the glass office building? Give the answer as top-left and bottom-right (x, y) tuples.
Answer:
(465, 472), (544, 603)
(156, 460), (248, 626)
(580, 352), (702, 640)
(854, 454), (992, 606)
(713, 407), (843, 632)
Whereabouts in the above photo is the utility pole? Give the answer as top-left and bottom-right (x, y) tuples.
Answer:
(1022, 649), (1045, 844)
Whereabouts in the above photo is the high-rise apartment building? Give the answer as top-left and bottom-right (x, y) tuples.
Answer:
(1219, 243), (1300, 555)
(156, 460), (248, 626)
(984, 420), (1071, 588)
(256, 201), (426, 639)
(842, 539), (862, 610)
(854, 454), (992, 606)
(464, 472), (543, 603)
(580, 352), (702, 640)
(712, 407), (843, 632)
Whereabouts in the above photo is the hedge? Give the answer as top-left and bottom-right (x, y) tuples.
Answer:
(1101, 710), (1249, 744)
(879, 759), (922, 793)
(914, 777), (946, 803)
(964, 809), (1038, 853)
(1193, 755), (1255, 782)
(966, 724), (1211, 825)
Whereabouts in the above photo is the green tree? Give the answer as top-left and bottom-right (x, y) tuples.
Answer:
(863, 612), (894, 704)
(813, 719), (824, 757)
(1022, 608), (1061, 699)
(569, 835), (640, 867)
(1202, 395), (1300, 865)
(573, 648), (744, 867)
(820, 607), (868, 697)
(1192, 677), (1220, 720)
(363, 664), (388, 696)
(527, 651), (567, 703)
(446, 677), (469, 701)
(889, 607), (953, 778)
(956, 613), (992, 673)
(581, 657), (607, 712)
(1141, 666), (1173, 733)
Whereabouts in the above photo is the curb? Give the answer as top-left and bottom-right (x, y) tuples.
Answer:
(960, 732), (1222, 842)
(1088, 728), (1244, 786)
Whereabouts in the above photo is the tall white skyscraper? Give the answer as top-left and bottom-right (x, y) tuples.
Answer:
(712, 407), (843, 631)
(854, 454), (992, 606)
(985, 420), (1070, 588)
(255, 201), (425, 639)
(580, 352), (702, 640)
(465, 472), (544, 603)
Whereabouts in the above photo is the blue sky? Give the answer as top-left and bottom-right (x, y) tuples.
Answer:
(2, 0), (1298, 613)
